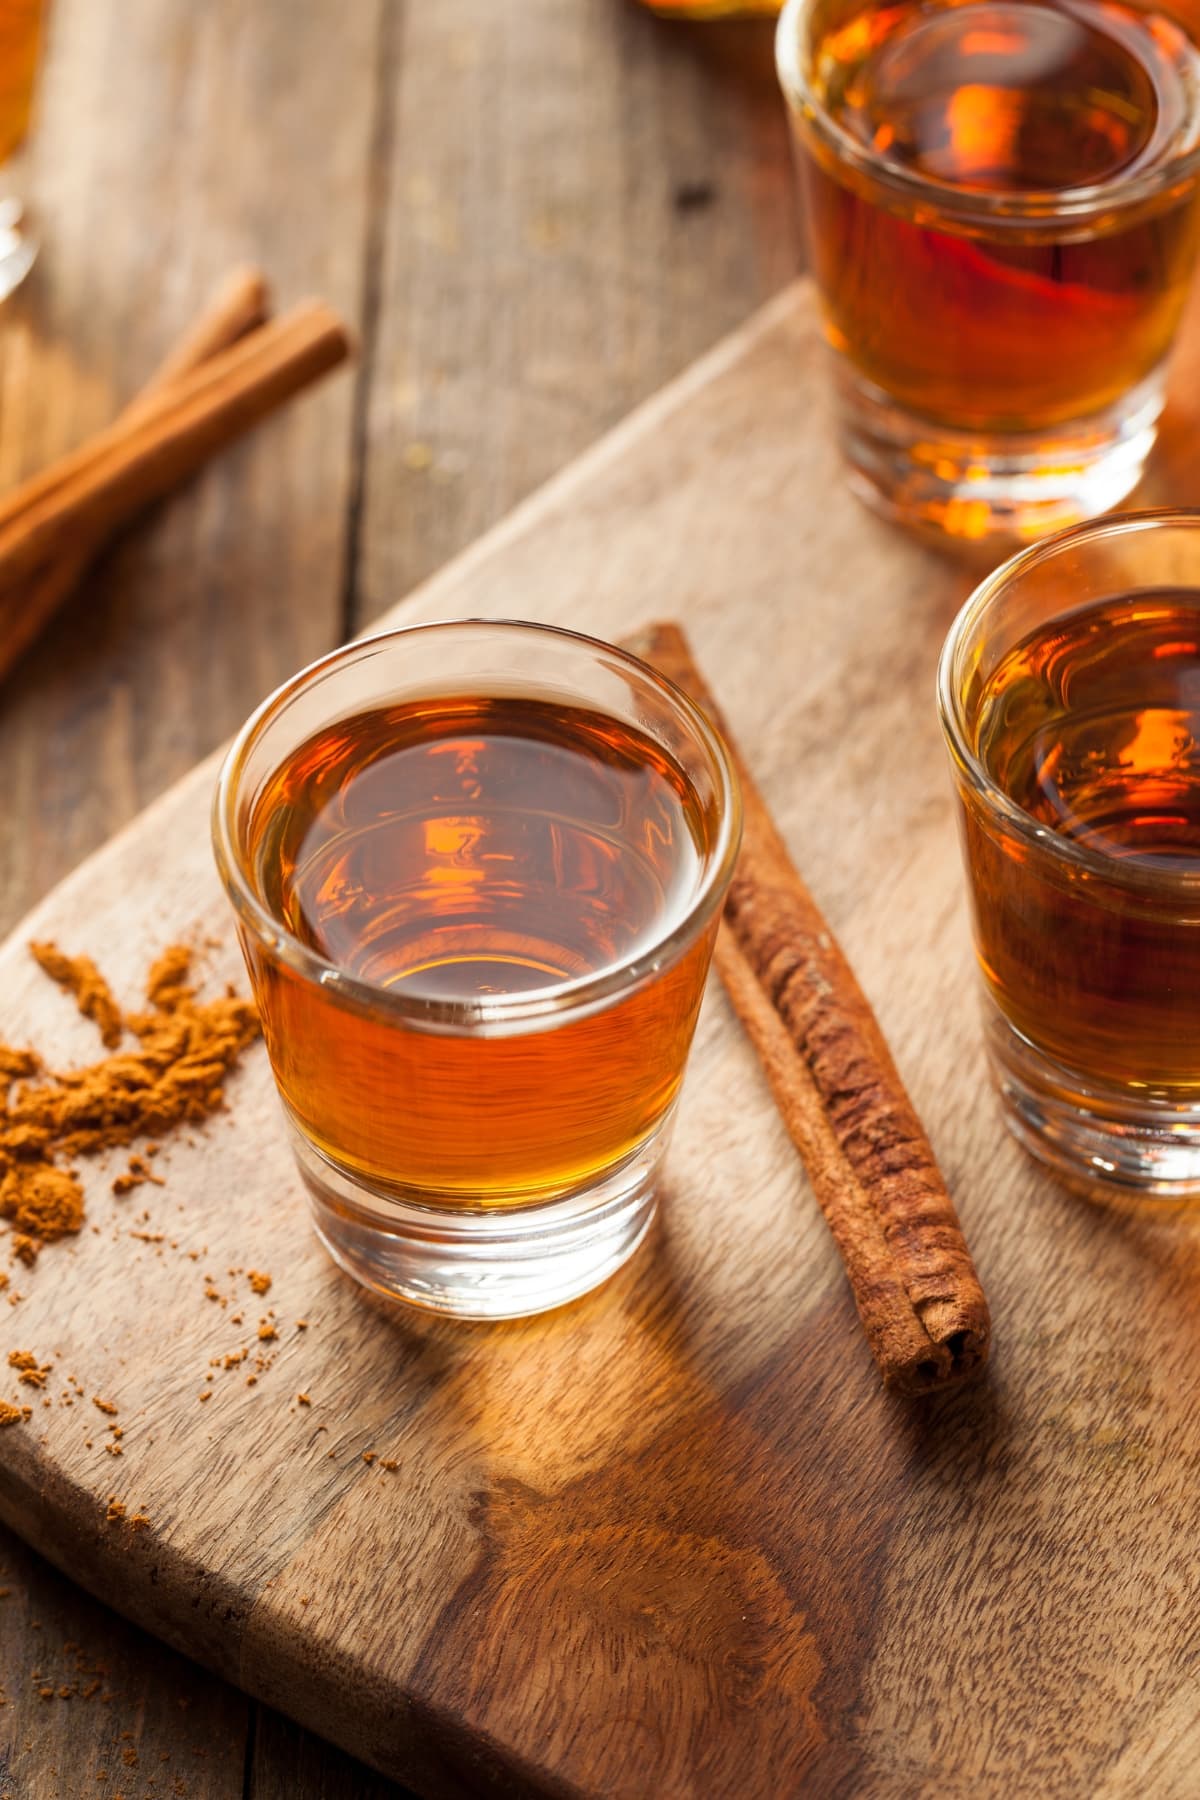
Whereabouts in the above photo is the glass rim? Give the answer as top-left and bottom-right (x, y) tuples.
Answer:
(775, 0), (1200, 229)
(937, 508), (1200, 893)
(212, 617), (744, 1033)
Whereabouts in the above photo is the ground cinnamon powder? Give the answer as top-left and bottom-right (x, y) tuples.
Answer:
(0, 1166), (85, 1244)
(0, 943), (258, 1264)
(29, 943), (124, 1049)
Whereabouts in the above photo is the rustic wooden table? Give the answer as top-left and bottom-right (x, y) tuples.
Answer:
(0, 3), (797, 1794)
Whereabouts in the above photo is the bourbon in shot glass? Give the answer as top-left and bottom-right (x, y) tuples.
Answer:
(213, 621), (741, 1317)
(0, 0), (46, 298)
(939, 511), (1200, 1192)
(777, 0), (1200, 542)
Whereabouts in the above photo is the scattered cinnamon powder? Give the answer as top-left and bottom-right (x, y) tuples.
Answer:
(0, 1166), (85, 1246)
(30, 942), (123, 1049)
(0, 948), (354, 1484)
(8, 1350), (50, 1388)
(0, 943), (258, 1260)
(112, 1154), (165, 1197)
(0, 1046), (38, 1083)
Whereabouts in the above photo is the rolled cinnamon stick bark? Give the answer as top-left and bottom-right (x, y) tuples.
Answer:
(128, 266), (271, 407)
(0, 299), (351, 610)
(0, 267), (271, 537)
(632, 620), (991, 1396)
(0, 269), (273, 680)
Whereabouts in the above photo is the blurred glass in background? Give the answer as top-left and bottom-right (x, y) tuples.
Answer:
(0, 0), (45, 299)
(637, 1), (782, 15)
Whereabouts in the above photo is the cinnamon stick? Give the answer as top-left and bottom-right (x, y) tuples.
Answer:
(0, 300), (350, 601)
(0, 269), (272, 678)
(127, 266), (271, 409)
(0, 266), (272, 540)
(632, 621), (991, 1396)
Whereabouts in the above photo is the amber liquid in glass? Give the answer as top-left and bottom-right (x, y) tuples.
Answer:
(242, 696), (719, 1203)
(638, 1), (781, 14)
(798, 0), (1200, 433)
(0, 0), (43, 165)
(966, 590), (1200, 1090)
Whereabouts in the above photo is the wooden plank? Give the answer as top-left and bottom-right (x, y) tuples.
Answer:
(251, 1712), (415, 1800)
(1, 277), (1198, 1795)
(0, 1530), (248, 1800)
(0, 0), (378, 924)
(357, 0), (795, 613)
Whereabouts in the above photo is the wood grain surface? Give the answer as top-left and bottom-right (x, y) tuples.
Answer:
(1, 276), (1199, 1798)
(0, 2), (795, 1793)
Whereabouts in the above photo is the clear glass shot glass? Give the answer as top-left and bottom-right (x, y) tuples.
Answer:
(0, 0), (46, 301)
(938, 510), (1200, 1194)
(776, 0), (1200, 544)
(213, 620), (742, 1318)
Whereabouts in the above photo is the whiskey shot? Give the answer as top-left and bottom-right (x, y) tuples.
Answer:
(777, 0), (1200, 542)
(939, 511), (1200, 1192)
(213, 620), (741, 1318)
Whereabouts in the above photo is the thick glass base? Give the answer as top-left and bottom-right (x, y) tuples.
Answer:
(985, 1006), (1200, 1197)
(0, 199), (36, 302)
(837, 363), (1164, 546)
(292, 1114), (672, 1318)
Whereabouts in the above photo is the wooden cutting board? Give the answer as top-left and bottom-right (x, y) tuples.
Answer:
(4, 281), (1200, 1799)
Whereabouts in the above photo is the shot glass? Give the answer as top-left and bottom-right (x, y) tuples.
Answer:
(0, 0), (46, 301)
(776, 0), (1200, 543)
(213, 620), (742, 1317)
(938, 510), (1200, 1193)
